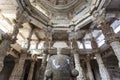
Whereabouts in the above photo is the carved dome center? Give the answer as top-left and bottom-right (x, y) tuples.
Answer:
(47, 0), (74, 5)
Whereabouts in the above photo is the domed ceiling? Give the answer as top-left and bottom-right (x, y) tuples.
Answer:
(36, 0), (82, 11)
(30, 0), (89, 27)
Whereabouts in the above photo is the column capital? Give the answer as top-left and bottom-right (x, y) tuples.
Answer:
(72, 39), (78, 49)
(69, 31), (77, 41)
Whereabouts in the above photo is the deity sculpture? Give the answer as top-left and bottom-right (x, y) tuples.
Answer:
(45, 48), (78, 80)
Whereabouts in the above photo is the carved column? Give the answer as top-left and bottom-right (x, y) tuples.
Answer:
(9, 51), (27, 80)
(27, 61), (36, 80)
(91, 37), (110, 80)
(39, 41), (49, 80)
(0, 34), (11, 71)
(86, 58), (94, 80)
(110, 41), (120, 67)
(73, 51), (86, 80)
(72, 40), (86, 80)
(95, 53), (110, 80)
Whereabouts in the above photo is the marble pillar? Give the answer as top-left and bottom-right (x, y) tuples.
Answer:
(95, 53), (110, 80)
(0, 39), (11, 71)
(71, 39), (86, 80)
(73, 51), (86, 80)
(90, 36), (110, 80)
(86, 60), (94, 80)
(39, 41), (49, 80)
(110, 41), (120, 67)
(27, 61), (36, 80)
(40, 52), (48, 80)
(9, 54), (27, 80)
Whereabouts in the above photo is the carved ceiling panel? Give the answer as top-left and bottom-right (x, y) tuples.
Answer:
(52, 31), (68, 41)
(47, 0), (74, 5)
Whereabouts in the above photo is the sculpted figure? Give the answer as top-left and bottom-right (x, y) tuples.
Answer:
(45, 48), (78, 80)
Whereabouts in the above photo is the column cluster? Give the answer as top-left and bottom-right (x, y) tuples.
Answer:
(93, 8), (120, 67)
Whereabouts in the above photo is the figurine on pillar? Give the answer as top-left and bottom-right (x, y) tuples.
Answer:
(45, 48), (79, 80)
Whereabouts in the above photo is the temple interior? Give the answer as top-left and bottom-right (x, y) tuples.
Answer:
(0, 0), (120, 80)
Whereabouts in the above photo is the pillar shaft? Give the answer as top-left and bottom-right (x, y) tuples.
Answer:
(9, 54), (27, 80)
(0, 39), (11, 71)
(86, 60), (94, 80)
(110, 41), (120, 67)
(39, 53), (48, 80)
(91, 36), (110, 80)
(27, 61), (35, 80)
(39, 41), (49, 80)
(74, 53), (86, 80)
(41, 53), (48, 67)
(71, 39), (86, 80)
(95, 53), (110, 80)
